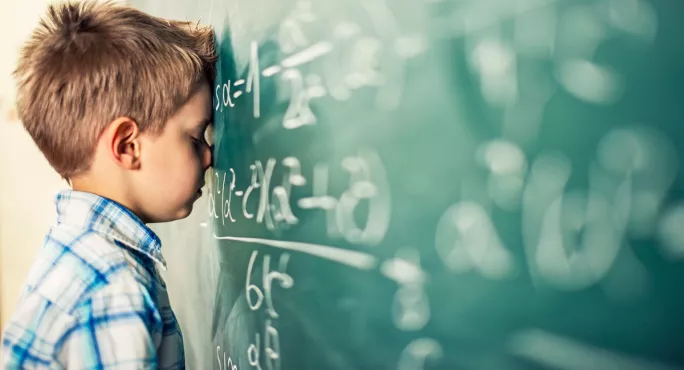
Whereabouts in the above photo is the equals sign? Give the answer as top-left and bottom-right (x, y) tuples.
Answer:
(233, 79), (245, 98)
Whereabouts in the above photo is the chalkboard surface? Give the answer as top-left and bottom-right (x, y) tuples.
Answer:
(132, 0), (684, 369)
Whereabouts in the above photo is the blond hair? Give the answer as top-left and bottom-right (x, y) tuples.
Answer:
(14, 0), (217, 180)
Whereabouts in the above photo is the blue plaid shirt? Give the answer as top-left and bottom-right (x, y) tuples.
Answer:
(1, 190), (184, 369)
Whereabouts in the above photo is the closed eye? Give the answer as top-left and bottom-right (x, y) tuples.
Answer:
(191, 136), (205, 148)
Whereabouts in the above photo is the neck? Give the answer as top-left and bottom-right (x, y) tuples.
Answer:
(70, 175), (147, 223)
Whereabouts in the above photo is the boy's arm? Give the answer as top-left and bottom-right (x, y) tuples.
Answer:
(1, 281), (162, 369)
(1, 291), (74, 369)
(55, 281), (163, 369)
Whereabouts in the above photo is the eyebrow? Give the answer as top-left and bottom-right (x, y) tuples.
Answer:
(194, 118), (212, 131)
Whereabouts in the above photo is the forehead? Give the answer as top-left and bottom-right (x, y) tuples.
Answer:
(169, 82), (212, 128)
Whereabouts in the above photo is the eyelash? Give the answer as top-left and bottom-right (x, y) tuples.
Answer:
(191, 136), (204, 148)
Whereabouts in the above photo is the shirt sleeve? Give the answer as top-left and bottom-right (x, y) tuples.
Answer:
(55, 281), (164, 369)
(1, 291), (75, 369)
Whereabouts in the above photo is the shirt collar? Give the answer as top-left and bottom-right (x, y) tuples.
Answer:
(54, 189), (166, 269)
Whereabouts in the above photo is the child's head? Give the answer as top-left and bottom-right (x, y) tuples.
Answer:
(15, 0), (217, 223)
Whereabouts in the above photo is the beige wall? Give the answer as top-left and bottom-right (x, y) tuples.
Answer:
(0, 0), (67, 336)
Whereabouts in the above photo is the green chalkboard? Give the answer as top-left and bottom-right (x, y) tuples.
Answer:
(133, 0), (684, 368)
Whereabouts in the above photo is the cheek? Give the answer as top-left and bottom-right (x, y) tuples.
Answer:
(172, 146), (202, 191)
(146, 141), (201, 198)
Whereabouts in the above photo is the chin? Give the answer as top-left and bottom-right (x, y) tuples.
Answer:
(148, 207), (192, 223)
(149, 195), (199, 223)
(175, 205), (194, 220)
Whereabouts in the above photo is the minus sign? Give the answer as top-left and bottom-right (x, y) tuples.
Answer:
(262, 65), (282, 77)
(233, 91), (243, 98)
(234, 79), (245, 86)
(235, 191), (244, 196)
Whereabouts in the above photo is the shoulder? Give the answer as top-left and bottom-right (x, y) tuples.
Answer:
(54, 279), (163, 368)
(2, 234), (164, 367)
(2, 279), (164, 368)
(25, 223), (157, 316)
(1, 290), (77, 367)
(69, 277), (164, 335)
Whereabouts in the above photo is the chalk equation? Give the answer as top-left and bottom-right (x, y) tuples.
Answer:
(213, 0), (427, 127)
(213, 242), (442, 370)
(217, 346), (238, 370)
(243, 250), (291, 370)
(208, 149), (391, 247)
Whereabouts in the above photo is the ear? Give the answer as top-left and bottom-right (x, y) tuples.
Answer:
(104, 116), (142, 170)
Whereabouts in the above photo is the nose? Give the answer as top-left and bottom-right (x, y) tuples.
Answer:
(202, 144), (213, 170)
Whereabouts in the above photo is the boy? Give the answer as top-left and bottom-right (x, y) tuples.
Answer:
(1, 1), (216, 368)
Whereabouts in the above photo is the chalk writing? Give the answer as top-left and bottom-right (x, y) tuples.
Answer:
(211, 150), (391, 244)
(217, 346), (238, 370)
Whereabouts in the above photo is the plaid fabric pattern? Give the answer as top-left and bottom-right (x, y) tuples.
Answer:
(1, 190), (184, 369)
